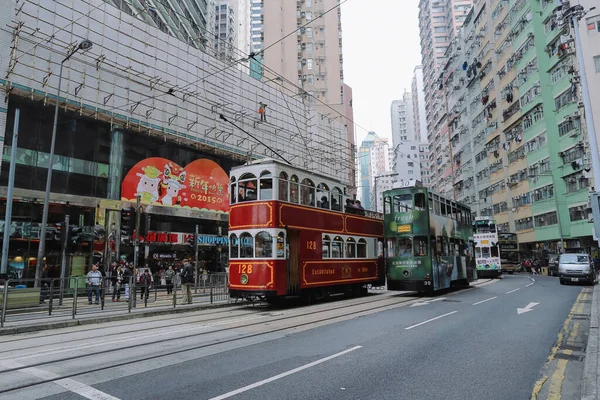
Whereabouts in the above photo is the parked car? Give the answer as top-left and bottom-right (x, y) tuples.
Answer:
(558, 253), (596, 285)
(548, 254), (560, 276)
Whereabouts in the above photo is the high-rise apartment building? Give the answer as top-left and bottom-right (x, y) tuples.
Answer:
(412, 66), (428, 142)
(391, 91), (417, 147)
(105, 0), (216, 50)
(214, 1), (237, 61)
(249, 0), (345, 106)
(359, 132), (390, 210)
(428, 0), (597, 255)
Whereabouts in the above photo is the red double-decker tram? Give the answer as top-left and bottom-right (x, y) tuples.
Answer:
(228, 159), (385, 302)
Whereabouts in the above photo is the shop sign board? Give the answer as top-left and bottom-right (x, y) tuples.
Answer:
(121, 157), (230, 213)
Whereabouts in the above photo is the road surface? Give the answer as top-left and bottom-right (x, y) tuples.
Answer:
(0, 274), (588, 400)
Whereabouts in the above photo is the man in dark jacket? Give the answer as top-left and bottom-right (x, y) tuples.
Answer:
(111, 263), (123, 302)
(181, 263), (195, 304)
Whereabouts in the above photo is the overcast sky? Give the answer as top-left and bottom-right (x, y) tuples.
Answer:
(341, 0), (422, 146)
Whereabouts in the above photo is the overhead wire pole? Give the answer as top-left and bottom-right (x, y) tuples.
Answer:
(1, 109), (20, 277)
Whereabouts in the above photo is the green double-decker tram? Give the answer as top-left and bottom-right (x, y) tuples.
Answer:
(383, 181), (476, 293)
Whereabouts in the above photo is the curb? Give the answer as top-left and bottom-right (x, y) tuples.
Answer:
(0, 301), (241, 336)
(582, 283), (600, 400)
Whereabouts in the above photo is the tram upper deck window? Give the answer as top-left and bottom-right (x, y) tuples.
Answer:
(357, 239), (367, 258)
(229, 234), (239, 258)
(238, 173), (257, 202)
(278, 172), (289, 201)
(393, 194), (412, 213)
(255, 231), (273, 258)
(301, 178), (315, 206)
(346, 237), (356, 258)
(322, 235), (331, 258)
(290, 175), (299, 203)
(259, 171), (273, 200)
(331, 236), (344, 258)
(239, 232), (253, 258)
(428, 194), (434, 213)
(317, 183), (330, 209)
(415, 193), (426, 211)
(384, 196), (392, 214)
(331, 187), (342, 211)
(230, 177), (237, 204)
(434, 195), (441, 215)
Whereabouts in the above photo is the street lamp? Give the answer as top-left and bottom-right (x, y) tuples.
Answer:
(35, 40), (93, 286)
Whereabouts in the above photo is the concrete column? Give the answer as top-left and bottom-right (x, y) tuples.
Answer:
(107, 129), (124, 200)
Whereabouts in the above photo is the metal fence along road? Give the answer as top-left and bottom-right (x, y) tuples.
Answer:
(0, 272), (229, 328)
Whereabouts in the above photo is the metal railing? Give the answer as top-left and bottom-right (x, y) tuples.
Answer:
(0, 272), (229, 328)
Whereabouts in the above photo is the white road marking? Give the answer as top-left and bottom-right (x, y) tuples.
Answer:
(404, 311), (458, 330)
(472, 296), (498, 305)
(517, 302), (540, 315)
(526, 283), (534, 287)
(208, 346), (362, 400)
(410, 297), (447, 307)
(1, 360), (120, 400)
(506, 288), (520, 294)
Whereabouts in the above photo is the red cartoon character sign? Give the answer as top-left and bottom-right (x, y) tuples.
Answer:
(121, 158), (230, 213)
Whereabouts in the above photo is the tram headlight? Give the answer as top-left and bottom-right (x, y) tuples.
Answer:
(240, 274), (249, 285)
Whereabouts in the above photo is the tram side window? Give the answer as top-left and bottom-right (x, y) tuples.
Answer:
(238, 173), (257, 202)
(451, 204), (457, 221)
(278, 172), (289, 201)
(230, 178), (237, 204)
(393, 194), (412, 213)
(414, 193), (426, 211)
(491, 245), (499, 257)
(397, 238), (413, 257)
(438, 236), (449, 256)
(255, 231), (273, 258)
(331, 187), (342, 211)
(331, 236), (344, 258)
(357, 239), (367, 258)
(434, 196), (441, 215)
(259, 171), (273, 200)
(239, 233), (253, 258)
(440, 201), (447, 217)
(290, 175), (299, 203)
(428, 194), (434, 213)
(301, 178), (316, 206)
(317, 183), (330, 209)
(384, 197), (392, 214)
(277, 232), (286, 258)
(322, 235), (331, 258)
(229, 234), (239, 258)
(386, 238), (396, 258)
(414, 237), (427, 256)
(346, 237), (356, 258)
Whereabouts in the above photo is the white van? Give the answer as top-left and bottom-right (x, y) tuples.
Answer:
(558, 253), (596, 285)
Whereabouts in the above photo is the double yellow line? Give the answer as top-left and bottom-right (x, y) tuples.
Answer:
(531, 289), (588, 400)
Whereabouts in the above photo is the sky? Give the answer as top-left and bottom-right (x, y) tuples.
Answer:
(341, 0), (422, 147)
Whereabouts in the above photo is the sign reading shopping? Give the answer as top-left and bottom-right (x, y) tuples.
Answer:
(121, 158), (230, 213)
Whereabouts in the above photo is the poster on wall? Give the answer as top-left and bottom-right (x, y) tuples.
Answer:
(121, 158), (230, 213)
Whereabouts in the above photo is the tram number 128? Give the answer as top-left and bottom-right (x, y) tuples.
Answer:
(238, 265), (254, 274)
(306, 241), (317, 250)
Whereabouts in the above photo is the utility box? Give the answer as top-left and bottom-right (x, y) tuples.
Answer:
(591, 193), (600, 239)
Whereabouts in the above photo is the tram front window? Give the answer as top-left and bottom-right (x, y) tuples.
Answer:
(240, 233), (253, 258)
(278, 172), (289, 201)
(238, 173), (257, 202)
(260, 171), (273, 200)
(386, 238), (396, 258)
(414, 236), (427, 256)
(396, 238), (412, 258)
(255, 231), (273, 258)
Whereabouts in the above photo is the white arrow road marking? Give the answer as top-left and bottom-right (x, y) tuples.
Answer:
(410, 297), (447, 307)
(517, 302), (540, 315)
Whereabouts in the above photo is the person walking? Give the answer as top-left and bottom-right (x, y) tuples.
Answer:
(139, 269), (153, 302)
(181, 262), (194, 304)
(86, 264), (103, 305)
(111, 263), (124, 302)
(123, 263), (132, 301)
(165, 265), (175, 295)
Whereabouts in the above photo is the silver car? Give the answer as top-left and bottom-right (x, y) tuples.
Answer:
(558, 253), (596, 285)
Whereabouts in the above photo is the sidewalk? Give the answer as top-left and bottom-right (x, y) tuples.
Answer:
(582, 283), (600, 399)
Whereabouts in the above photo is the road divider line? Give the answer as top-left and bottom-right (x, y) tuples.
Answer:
(526, 283), (534, 287)
(472, 296), (497, 306)
(506, 288), (520, 294)
(404, 311), (458, 330)
(208, 346), (362, 400)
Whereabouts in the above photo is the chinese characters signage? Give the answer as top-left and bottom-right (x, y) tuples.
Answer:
(121, 158), (230, 213)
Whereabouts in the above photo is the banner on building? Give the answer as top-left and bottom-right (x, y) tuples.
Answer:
(121, 158), (230, 213)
